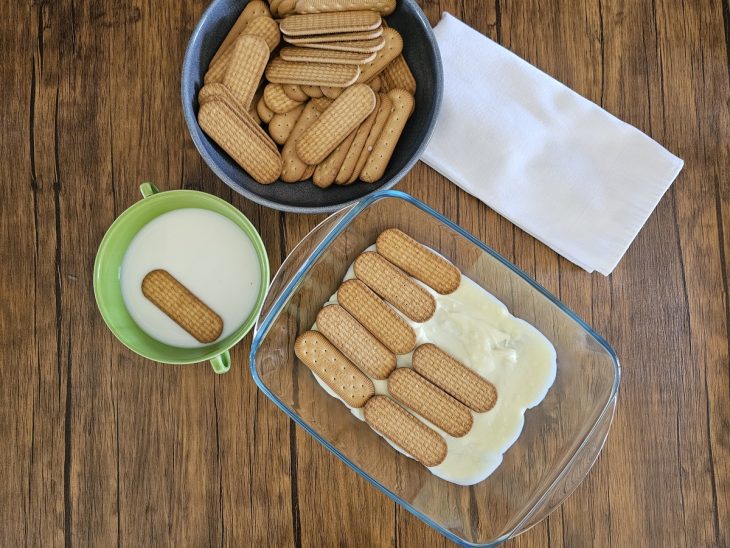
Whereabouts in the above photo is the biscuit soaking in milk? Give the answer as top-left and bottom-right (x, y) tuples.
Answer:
(121, 208), (261, 348)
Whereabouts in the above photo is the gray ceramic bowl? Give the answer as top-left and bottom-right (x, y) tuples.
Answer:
(181, 0), (443, 213)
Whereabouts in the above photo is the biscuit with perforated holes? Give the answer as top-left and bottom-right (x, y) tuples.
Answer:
(295, 331), (375, 408)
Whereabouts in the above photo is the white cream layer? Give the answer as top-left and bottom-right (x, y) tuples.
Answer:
(311, 245), (557, 486)
(121, 208), (261, 348)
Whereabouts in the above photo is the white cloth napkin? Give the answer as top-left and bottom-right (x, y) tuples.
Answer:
(421, 13), (684, 275)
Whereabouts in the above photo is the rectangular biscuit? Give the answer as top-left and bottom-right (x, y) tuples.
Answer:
(265, 57), (361, 87)
(312, 129), (357, 188)
(295, 331), (375, 408)
(320, 86), (344, 99)
(316, 304), (396, 379)
(198, 99), (282, 184)
(364, 396), (447, 467)
(281, 46), (377, 65)
(388, 368), (473, 438)
(267, 103), (305, 144)
(301, 84), (324, 97)
(222, 35), (271, 109)
(356, 28), (402, 83)
(264, 83), (304, 114)
(411, 344), (498, 413)
(282, 27), (383, 44)
(348, 92), (391, 182)
(337, 278), (416, 354)
(295, 84), (376, 165)
(295, 0), (396, 15)
(240, 15), (280, 51)
(376, 228), (461, 294)
(141, 269), (223, 344)
(279, 10), (381, 36)
(280, 101), (321, 182)
(353, 251), (435, 322)
(380, 54), (416, 94)
(282, 84), (310, 102)
(360, 89), (413, 182)
(288, 36), (385, 53)
(210, 0), (271, 66)
(335, 93), (380, 184)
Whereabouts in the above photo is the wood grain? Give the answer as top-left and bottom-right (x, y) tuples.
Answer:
(1, 0), (728, 546)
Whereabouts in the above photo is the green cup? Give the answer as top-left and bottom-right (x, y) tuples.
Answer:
(93, 182), (269, 374)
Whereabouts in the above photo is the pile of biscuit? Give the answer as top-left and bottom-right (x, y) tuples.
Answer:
(295, 229), (498, 468)
(197, 0), (416, 187)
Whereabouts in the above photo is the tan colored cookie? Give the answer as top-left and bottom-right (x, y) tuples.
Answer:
(243, 103), (280, 155)
(264, 83), (304, 114)
(337, 278), (416, 354)
(268, 103), (305, 144)
(295, 331), (375, 408)
(291, 36), (385, 53)
(281, 46), (377, 65)
(241, 15), (281, 51)
(364, 396), (447, 467)
(381, 54), (416, 95)
(348, 92), (391, 182)
(353, 251), (435, 322)
(141, 269), (223, 344)
(312, 129), (357, 188)
(269, 0), (285, 16)
(301, 164), (316, 180)
(210, 0), (271, 66)
(276, 0), (298, 16)
(321, 86), (343, 99)
(356, 28), (402, 83)
(282, 84), (310, 102)
(248, 88), (263, 124)
(256, 95), (275, 123)
(316, 304), (396, 379)
(265, 58), (361, 87)
(336, 93), (380, 184)
(295, 0), (395, 15)
(295, 84), (376, 165)
(198, 82), (232, 109)
(206, 18), (275, 83)
(412, 344), (498, 413)
(198, 84), (274, 151)
(279, 10), (381, 36)
(301, 84), (324, 97)
(310, 96), (333, 111)
(198, 99), (281, 184)
(222, 35), (270, 109)
(376, 229), (460, 295)
(388, 368), (473, 438)
(360, 89), (413, 182)
(281, 101), (321, 182)
(368, 75), (382, 92)
(282, 27), (383, 44)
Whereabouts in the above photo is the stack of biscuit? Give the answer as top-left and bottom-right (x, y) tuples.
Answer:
(295, 229), (498, 468)
(197, 0), (416, 187)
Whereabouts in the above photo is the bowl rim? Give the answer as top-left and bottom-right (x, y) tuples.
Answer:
(181, 0), (444, 214)
(249, 189), (621, 546)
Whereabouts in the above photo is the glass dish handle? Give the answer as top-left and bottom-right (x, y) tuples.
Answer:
(514, 398), (617, 536)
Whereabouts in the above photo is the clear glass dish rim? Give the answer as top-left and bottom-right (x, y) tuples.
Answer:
(249, 189), (621, 547)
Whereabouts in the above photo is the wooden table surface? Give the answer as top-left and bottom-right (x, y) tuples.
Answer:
(2, 0), (728, 546)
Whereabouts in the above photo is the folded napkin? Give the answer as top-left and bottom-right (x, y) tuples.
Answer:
(422, 13), (684, 275)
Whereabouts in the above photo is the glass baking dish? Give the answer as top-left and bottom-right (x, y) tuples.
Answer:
(249, 190), (620, 546)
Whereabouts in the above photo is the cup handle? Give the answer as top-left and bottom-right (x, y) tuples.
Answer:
(209, 350), (231, 374)
(140, 182), (160, 199)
